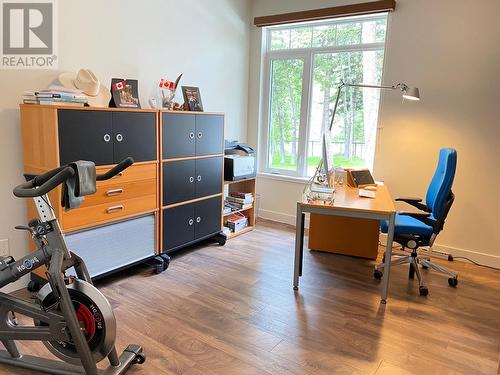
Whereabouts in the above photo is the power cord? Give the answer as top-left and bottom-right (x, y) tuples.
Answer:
(377, 242), (500, 271)
(447, 255), (500, 271)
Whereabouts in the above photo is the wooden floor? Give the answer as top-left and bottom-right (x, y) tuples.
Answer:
(2, 220), (500, 374)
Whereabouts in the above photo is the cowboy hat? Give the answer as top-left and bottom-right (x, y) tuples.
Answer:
(58, 69), (111, 107)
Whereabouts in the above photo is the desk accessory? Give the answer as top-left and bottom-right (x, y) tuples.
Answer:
(347, 169), (376, 187)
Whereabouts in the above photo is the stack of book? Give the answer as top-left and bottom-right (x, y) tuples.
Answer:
(225, 192), (254, 212)
(22, 86), (88, 107)
(225, 215), (248, 233)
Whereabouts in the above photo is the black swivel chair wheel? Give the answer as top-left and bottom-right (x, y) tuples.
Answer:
(419, 286), (429, 296)
(448, 277), (458, 287)
(373, 270), (383, 280)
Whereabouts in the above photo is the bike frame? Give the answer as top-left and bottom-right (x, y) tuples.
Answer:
(0, 193), (140, 375)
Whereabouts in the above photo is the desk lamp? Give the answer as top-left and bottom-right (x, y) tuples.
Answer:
(306, 80), (420, 198)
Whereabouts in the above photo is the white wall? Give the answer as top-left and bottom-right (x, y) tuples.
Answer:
(249, 0), (500, 267)
(0, 0), (251, 291)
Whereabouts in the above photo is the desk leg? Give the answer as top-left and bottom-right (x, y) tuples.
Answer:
(293, 203), (305, 290)
(381, 212), (395, 304)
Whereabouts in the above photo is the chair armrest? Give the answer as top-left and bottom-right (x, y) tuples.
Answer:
(395, 196), (431, 213)
(398, 211), (436, 230)
(395, 196), (422, 203)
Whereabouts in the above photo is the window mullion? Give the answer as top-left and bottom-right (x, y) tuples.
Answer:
(297, 53), (313, 177)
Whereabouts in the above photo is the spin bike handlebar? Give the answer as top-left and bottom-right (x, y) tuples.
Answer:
(13, 157), (134, 198)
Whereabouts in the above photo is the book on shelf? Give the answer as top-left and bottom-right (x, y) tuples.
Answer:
(22, 88), (88, 106)
(38, 101), (85, 107)
(226, 195), (254, 205)
(230, 192), (253, 199)
(225, 215), (248, 232)
(225, 200), (252, 209)
(38, 97), (88, 103)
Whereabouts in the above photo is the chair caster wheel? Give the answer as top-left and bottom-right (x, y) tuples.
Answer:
(132, 352), (146, 364)
(448, 277), (458, 287)
(27, 280), (41, 292)
(419, 286), (429, 296)
(373, 270), (383, 280)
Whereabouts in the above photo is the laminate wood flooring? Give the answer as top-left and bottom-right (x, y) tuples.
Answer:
(1, 220), (499, 374)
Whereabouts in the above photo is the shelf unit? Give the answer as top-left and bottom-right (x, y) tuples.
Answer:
(223, 177), (256, 239)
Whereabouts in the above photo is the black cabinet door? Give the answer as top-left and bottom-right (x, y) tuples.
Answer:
(195, 157), (223, 198)
(162, 204), (195, 251)
(58, 110), (113, 166)
(195, 197), (222, 239)
(162, 160), (195, 206)
(195, 115), (223, 156)
(112, 112), (156, 163)
(162, 113), (196, 159)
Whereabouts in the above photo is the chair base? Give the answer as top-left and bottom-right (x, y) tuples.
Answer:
(374, 250), (458, 296)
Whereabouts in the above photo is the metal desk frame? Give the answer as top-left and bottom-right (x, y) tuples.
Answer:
(293, 202), (396, 304)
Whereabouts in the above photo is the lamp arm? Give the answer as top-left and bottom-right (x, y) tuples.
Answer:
(328, 81), (409, 132)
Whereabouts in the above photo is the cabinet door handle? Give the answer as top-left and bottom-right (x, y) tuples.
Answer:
(196, 175), (202, 182)
(188, 219), (194, 226)
(196, 216), (201, 223)
(106, 188), (123, 196)
(197, 132), (203, 139)
(189, 132), (195, 139)
(116, 133), (123, 142)
(106, 205), (124, 213)
(189, 176), (195, 183)
(103, 134), (111, 142)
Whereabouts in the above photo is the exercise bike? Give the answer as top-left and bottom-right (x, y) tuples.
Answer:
(0, 157), (145, 374)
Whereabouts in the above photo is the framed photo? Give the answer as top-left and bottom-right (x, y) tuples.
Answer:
(109, 78), (141, 108)
(182, 86), (203, 112)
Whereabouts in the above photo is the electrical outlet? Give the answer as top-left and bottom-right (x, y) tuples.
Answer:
(0, 239), (9, 256)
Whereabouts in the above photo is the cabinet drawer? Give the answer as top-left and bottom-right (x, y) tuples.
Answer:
(96, 163), (156, 187)
(81, 179), (156, 208)
(62, 194), (157, 231)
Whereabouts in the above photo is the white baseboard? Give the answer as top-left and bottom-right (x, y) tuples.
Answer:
(258, 211), (500, 269)
(258, 209), (310, 228)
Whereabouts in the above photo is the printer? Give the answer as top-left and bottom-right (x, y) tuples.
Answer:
(224, 141), (256, 181)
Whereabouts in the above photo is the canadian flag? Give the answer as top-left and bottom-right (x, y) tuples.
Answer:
(159, 80), (175, 89)
(113, 81), (126, 91)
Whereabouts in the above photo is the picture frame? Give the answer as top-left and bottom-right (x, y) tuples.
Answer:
(109, 78), (141, 108)
(182, 86), (204, 112)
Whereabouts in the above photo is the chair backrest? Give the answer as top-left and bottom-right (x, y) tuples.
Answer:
(425, 148), (457, 225)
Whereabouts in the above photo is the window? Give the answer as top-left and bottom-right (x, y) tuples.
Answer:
(261, 14), (388, 177)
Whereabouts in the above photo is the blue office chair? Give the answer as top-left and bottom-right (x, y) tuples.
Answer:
(374, 148), (458, 296)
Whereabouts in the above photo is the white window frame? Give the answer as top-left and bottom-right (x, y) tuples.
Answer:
(260, 14), (388, 178)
